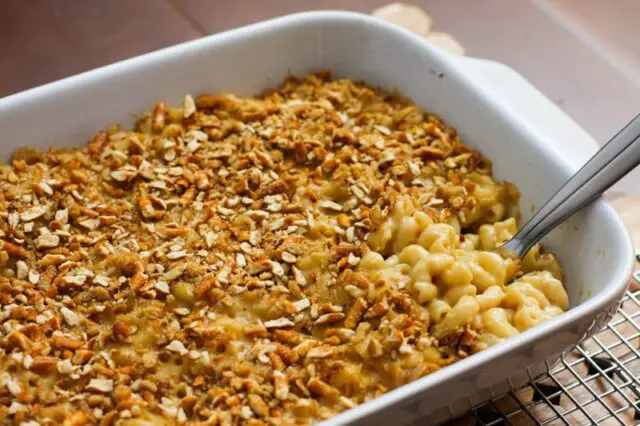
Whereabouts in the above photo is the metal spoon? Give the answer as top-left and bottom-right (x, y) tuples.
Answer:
(498, 114), (640, 259)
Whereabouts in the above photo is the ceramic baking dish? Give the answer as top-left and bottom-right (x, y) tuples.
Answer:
(0, 11), (634, 425)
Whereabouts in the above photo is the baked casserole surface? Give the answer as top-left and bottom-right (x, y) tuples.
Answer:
(0, 72), (567, 425)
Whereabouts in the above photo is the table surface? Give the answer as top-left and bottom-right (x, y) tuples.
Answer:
(2, 1), (640, 424)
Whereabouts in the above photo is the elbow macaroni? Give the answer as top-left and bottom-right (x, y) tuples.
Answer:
(362, 197), (568, 353)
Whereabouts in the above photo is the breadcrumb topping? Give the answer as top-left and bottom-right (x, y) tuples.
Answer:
(0, 72), (551, 426)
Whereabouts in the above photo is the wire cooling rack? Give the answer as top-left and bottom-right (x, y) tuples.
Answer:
(449, 254), (640, 426)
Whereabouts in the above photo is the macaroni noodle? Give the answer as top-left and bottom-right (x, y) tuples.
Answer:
(361, 200), (567, 355)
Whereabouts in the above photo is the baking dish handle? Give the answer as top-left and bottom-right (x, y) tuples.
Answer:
(451, 56), (600, 171)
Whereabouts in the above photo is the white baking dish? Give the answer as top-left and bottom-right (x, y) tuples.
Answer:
(0, 11), (634, 425)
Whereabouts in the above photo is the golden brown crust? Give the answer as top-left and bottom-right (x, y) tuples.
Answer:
(0, 72), (525, 425)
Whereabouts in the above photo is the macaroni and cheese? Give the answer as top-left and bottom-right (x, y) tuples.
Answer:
(0, 72), (567, 425)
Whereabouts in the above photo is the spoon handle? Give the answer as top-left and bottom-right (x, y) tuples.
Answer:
(502, 114), (640, 257)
